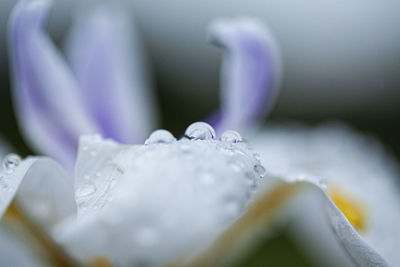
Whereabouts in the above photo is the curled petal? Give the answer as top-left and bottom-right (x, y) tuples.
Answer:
(208, 18), (282, 134)
(8, 0), (99, 170)
(323, 191), (389, 266)
(0, 156), (76, 227)
(65, 3), (157, 144)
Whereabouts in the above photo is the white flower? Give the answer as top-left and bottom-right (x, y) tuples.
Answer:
(0, 123), (266, 266)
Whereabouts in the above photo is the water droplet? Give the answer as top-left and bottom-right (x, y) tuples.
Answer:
(76, 182), (96, 198)
(95, 172), (102, 177)
(254, 164), (266, 178)
(145, 129), (176, 145)
(134, 227), (158, 247)
(82, 146), (88, 151)
(184, 122), (216, 140)
(90, 151), (97, 157)
(2, 154), (21, 170)
(220, 130), (242, 143)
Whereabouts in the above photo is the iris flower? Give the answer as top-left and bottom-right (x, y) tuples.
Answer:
(2, 0), (399, 266)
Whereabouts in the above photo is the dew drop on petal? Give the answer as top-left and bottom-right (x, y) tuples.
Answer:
(76, 182), (96, 198)
(220, 130), (242, 143)
(254, 164), (266, 178)
(145, 129), (176, 145)
(184, 122), (216, 140)
(2, 153), (21, 171)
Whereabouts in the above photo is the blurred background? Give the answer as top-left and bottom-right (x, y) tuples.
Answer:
(1, 0), (400, 156)
(0, 0), (399, 266)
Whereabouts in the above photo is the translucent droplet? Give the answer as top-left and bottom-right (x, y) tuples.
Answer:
(76, 182), (96, 198)
(254, 164), (266, 178)
(2, 154), (21, 170)
(220, 130), (242, 143)
(145, 129), (176, 145)
(184, 122), (216, 140)
(90, 151), (97, 157)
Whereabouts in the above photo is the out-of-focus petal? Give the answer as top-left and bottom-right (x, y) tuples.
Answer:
(8, 0), (98, 170)
(0, 156), (76, 227)
(0, 155), (76, 266)
(252, 123), (400, 265)
(0, 225), (43, 267)
(65, 3), (157, 144)
(208, 18), (282, 134)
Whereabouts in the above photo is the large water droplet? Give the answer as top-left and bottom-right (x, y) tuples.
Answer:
(2, 154), (21, 171)
(184, 122), (216, 140)
(76, 182), (96, 198)
(220, 130), (242, 143)
(145, 129), (176, 145)
(254, 164), (266, 178)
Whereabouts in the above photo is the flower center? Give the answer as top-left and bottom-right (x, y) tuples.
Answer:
(327, 186), (368, 233)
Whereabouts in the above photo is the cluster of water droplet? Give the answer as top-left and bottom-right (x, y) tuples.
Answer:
(65, 122), (267, 265)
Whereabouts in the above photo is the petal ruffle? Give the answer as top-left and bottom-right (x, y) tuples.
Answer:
(0, 156), (76, 227)
(8, 0), (99, 170)
(208, 18), (282, 134)
(65, 3), (157, 144)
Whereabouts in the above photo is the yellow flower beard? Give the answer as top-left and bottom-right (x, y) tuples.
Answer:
(327, 185), (368, 233)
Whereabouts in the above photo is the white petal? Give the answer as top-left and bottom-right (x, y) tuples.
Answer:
(0, 156), (76, 229)
(253, 123), (399, 265)
(56, 131), (265, 265)
(0, 225), (43, 267)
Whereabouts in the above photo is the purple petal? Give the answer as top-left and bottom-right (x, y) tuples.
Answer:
(65, 3), (157, 144)
(208, 18), (282, 134)
(8, 0), (99, 171)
